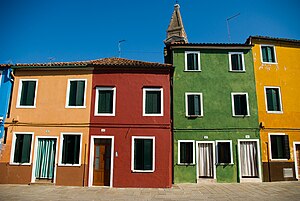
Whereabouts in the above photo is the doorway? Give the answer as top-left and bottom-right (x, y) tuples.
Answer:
(294, 142), (300, 180)
(196, 141), (216, 181)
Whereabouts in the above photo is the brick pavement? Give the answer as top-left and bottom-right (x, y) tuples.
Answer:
(0, 182), (299, 201)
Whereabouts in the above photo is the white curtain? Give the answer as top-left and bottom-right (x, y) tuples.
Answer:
(240, 141), (258, 177)
(198, 143), (213, 177)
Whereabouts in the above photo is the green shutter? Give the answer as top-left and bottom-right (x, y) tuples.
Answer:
(187, 53), (198, 70)
(267, 46), (275, 62)
(231, 54), (243, 70)
(69, 81), (85, 106)
(262, 47), (268, 62)
(13, 134), (32, 163)
(266, 88), (281, 111)
(134, 139), (143, 170)
(145, 91), (161, 114)
(283, 135), (290, 159)
(134, 139), (153, 170)
(143, 139), (153, 170)
(20, 81), (36, 106)
(180, 142), (187, 163)
(234, 95), (247, 115)
(98, 90), (113, 113)
(62, 135), (80, 164)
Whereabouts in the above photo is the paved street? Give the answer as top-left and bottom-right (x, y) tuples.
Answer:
(0, 182), (299, 201)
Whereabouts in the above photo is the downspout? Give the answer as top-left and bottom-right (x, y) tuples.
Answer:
(266, 142), (271, 182)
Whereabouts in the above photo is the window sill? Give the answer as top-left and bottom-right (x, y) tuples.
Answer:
(65, 106), (86, 109)
(229, 70), (246, 73)
(94, 113), (115, 116)
(261, 62), (278, 65)
(184, 70), (201, 72)
(266, 111), (283, 114)
(131, 170), (155, 173)
(177, 163), (196, 166)
(270, 159), (289, 161)
(216, 163), (234, 166)
(186, 115), (202, 119)
(232, 115), (250, 118)
(58, 164), (81, 167)
(143, 114), (163, 117)
(9, 162), (31, 166)
(16, 106), (36, 109)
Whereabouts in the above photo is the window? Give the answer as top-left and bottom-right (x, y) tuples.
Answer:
(59, 133), (82, 166)
(265, 87), (282, 113)
(143, 88), (163, 116)
(185, 93), (203, 117)
(0, 70), (2, 85)
(231, 93), (250, 116)
(185, 51), (201, 71)
(66, 79), (86, 108)
(261, 45), (277, 63)
(10, 132), (33, 165)
(132, 136), (155, 172)
(178, 140), (195, 164)
(94, 87), (116, 116)
(17, 79), (38, 108)
(229, 52), (245, 71)
(269, 134), (290, 160)
(216, 140), (233, 164)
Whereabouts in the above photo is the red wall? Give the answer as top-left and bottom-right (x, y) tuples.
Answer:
(90, 70), (172, 188)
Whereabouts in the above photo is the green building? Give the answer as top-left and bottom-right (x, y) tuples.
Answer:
(165, 4), (261, 183)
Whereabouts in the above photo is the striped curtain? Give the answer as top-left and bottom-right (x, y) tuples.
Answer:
(240, 141), (259, 177)
(35, 139), (56, 179)
(198, 143), (214, 177)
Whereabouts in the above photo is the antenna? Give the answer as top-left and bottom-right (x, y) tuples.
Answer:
(226, 13), (240, 42)
(118, 40), (126, 58)
(48, 57), (55, 63)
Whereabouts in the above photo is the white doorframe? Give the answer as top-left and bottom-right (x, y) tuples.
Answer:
(293, 142), (300, 180)
(196, 141), (216, 180)
(88, 136), (114, 187)
(31, 136), (59, 183)
(238, 139), (262, 182)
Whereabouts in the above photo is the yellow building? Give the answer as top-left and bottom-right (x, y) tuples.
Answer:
(247, 36), (300, 181)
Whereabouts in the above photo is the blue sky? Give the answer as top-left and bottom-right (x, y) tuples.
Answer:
(0, 0), (299, 64)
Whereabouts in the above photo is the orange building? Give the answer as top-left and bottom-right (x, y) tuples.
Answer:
(247, 36), (300, 181)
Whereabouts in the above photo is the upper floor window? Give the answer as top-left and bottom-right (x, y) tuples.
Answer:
(59, 133), (82, 166)
(94, 87), (116, 116)
(185, 93), (203, 117)
(17, 79), (38, 108)
(261, 45), (277, 63)
(265, 87), (283, 113)
(10, 132), (33, 165)
(231, 93), (250, 117)
(132, 136), (155, 172)
(143, 88), (163, 116)
(269, 134), (290, 160)
(229, 52), (245, 72)
(66, 79), (87, 108)
(185, 51), (201, 71)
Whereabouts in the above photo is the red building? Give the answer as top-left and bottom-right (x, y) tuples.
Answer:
(88, 58), (173, 188)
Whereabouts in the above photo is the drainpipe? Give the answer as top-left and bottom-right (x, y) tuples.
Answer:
(82, 143), (87, 187)
(266, 142), (271, 182)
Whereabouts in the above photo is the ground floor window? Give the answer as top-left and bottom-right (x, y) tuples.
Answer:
(60, 133), (82, 165)
(178, 140), (195, 164)
(11, 133), (33, 164)
(270, 134), (290, 160)
(216, 140), (233, 164)
(132, 136), (155, 172)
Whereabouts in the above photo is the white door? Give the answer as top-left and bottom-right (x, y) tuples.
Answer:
(197, 141), (215, 179)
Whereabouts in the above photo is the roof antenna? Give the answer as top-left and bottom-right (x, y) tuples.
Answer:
(48, 57), (55, 64)
(226, 13), (240, 42)
(118, 40), (126, 58)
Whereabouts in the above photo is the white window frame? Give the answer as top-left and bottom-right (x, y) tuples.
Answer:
(10, 132), (34, 165)
(94, 87), (116, 116)
(143, 88), (164, 116)
(293, 142), (300, 180)
(131, 136), (155, 173)
(65, 79), (87, 108)
(268, 133), (289, 161)
(231, 92), (250, 117)
(264, 86), (283, 114)
(16, 79), (38, 108)
(228, 52), (245, 72)
(185, 92), (203, 117)
(178, 140), (195, 165)
(185, 51), (201, 71)
(216, 140), (233, 164)
(260, 44), (277, 64)
(58, 132), (82, 166)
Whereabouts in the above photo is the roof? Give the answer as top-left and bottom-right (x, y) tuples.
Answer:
(168, 42), (253, 50)
(246, 36), (300, 46)
(0, 64), (12, 68)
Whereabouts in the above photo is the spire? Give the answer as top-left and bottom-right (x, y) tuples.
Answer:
(164, 4), (188, 44)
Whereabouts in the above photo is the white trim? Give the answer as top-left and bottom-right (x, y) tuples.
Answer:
(231, 92), (250, 117)
(293, 142), (300, 180)
(237, 139), (262, 182)
(65, 79), (87, 108)
(9, 132), (34, 165)
(94, 87), (116, 116)
(260, 44), (277, 64)
(196, 141), (216, 180)
(268, 133), (289, 161)
(177, 140), (195, 165)
(264, 86), (283, 114)
(185, 92), (203, 117)
(216, 140), (233, 164)
(31, 136), (59, 184)
(228, 52), (245, 72)
(184, 51), (201, 71)
(88, 136), (114, 187)
(58, 132), (83, 167)
(143, 88), (163, 116)
(16, 79), (38, 108)
(131, 136), (155, 172)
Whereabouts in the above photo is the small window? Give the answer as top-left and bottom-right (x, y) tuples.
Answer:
(265, 87), (282, 113)
(132, 137), (155, 172)
(270, 134), (290, 160)
(229, 52), (245, 71)
(143, 88), (163, 116)
(231, 93), (250, 116)
(178, 140), (195, 164)
(95, 87), (116, 116)
(216, 141), (233, 164)
(261, 45), (276, 63)
(17, 79), (38, 108)
(11, 133), (33, 164)
(185, 51), (201, 71)
(185, 93), (203, 117)
(66, 79), (86, 108)
(60, 133), (81, 165)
